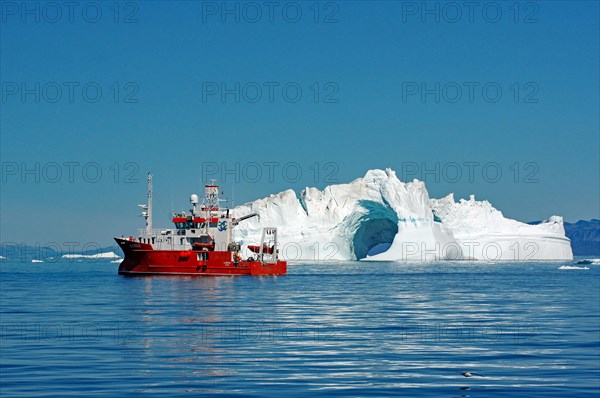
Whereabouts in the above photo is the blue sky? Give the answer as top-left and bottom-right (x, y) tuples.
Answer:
(1, 0), (599, 245)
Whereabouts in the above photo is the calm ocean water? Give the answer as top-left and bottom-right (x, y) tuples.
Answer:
(1, 260), (598, 397)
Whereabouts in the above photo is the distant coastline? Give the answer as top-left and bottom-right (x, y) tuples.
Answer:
(1, 219), (598, 261)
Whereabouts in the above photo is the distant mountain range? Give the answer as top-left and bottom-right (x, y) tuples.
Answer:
(529, 219), (599, 256)
(564, 219), (600, 256)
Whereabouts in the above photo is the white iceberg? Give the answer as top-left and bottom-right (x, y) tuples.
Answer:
(233, 168), (573, 262)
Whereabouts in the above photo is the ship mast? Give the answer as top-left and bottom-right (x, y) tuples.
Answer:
(147, 173), (153, 233)
(139, 173), (153, 234)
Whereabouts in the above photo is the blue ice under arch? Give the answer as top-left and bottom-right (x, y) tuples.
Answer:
(352, 200), (399, 260)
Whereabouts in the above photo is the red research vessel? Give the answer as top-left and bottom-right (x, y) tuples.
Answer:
(115, 174), (286, 276)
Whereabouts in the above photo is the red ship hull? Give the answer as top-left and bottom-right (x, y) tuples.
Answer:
(115, 238), (286, 276)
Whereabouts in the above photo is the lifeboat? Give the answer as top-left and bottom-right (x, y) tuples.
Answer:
(193, 241), (215, 250)
(248, 244), (274, 254)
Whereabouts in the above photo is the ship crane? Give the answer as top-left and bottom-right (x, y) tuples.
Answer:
(232, 213), (259, 226)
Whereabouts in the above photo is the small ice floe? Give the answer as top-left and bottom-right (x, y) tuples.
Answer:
(559, 265), (589, 270)
(110, 259), (123, 263)
(62, 252), (120, 260)
(31, 259), (44, 263)
(461, 372), (482, 377)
